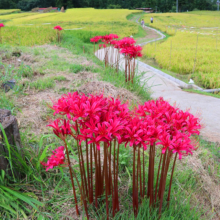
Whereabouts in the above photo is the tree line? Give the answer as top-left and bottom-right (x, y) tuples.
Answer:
(0, 0), (218, 12)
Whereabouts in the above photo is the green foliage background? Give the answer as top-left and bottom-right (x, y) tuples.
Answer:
(0, 0), (218, 12)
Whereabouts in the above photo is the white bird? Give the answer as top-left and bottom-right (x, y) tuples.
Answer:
(189, 79), (194, 84)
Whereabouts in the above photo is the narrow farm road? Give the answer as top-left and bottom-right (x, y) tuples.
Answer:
(96, 25), (220, 143)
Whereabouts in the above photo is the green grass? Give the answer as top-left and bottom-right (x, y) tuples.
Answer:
(69, 64), (84, 73)
(183, 89), (220, 99)
(0, 91), (15, 112)
(140, 56), (191, 84)
(127, 12), (147, 39)
(28, 77), (55, 91)
(133, 25), (147, 39)
(53, 76), (67, 81)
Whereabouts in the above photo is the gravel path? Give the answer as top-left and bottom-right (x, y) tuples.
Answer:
(95, 27), (220, 143)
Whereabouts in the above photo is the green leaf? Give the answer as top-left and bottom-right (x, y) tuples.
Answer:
(37, 143), (54, 170)
(0, 185), (43, 210)
(0, 123), (15, 181)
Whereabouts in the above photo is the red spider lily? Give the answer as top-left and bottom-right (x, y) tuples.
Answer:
(114, 41), (120, 49)
(120, 45), (143, 59)
(109, 34), (119, 39)
(54, 25), (63, 31)
(124, 117), (147, 149)
(118, 37), (136, 49)
(101, 34), (119, 44)
(44, 93), (201, 219)
(90, 36), (102, 43)
(0, 23), (4, 28)
(101, 35), (113, 44)
(170, 133), (195, 159)
(184, 113), (201, 135)
(41, 146), (65, 171)
(157, 131), (174, 154)
(110, 40), (118, 46)
(106, 117), (125, 142)
(47, 119), (72, 140)
(91, 36), (103, 53)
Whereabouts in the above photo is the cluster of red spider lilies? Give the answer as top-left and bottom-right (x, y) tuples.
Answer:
(91, 34), (143, 83)
(42, 92), (201, 219)
(54, 25), (63, 43)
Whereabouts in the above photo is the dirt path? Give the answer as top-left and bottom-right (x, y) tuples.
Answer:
(96, 26), (220, 143)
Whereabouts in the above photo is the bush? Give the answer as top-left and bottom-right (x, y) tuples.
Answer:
(171, 6), (176, 12)
(31, 7), (39, 12)
(107, 4), (121, 9)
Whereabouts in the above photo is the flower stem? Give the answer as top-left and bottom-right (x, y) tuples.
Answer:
(155, 153), (162, 204)
(167, 153), (177, 208)
(64, 141), (79, 216)
(142, 146), (145, 198)
(90, 143), (93, 203)
(104, 142), (109, 220)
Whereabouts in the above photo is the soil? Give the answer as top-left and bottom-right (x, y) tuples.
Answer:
(14, 70), (97, 136)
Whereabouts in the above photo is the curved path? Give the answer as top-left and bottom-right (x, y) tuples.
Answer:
(95, 25), (220, 143)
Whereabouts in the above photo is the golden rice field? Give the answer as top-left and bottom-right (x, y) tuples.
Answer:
(2, 26), (56, 46)
(3, 8), (139, 25)
(0, 8), (140, 46)
(143, 11), (220, 89)
(0, 9), (21, 15)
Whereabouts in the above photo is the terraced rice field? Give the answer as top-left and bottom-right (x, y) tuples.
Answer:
(0, 9), (140, 46)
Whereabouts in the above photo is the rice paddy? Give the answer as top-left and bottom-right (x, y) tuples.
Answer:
(0, 9), (140, 46)
(142, 11), (220, 89)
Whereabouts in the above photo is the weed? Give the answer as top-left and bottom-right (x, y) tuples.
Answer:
(0, 90), (15, 111)
(53, 76), (67, 81)
(28, 77), (55, 91)
(69, 64), (84, 73)
(34, 49), (40, 56)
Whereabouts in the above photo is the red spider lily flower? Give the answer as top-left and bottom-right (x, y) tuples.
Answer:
(120, 45), (143, 59)
(0, 23), (4, 28)
(47, 119), (72, 140)
(41, 146), (65, 171)
(54, 25), (63, 31)
(101, 34), (113, 44)
(51, 92), (80, 118)
(157, 131), (174, 153)
(184, 114), (201, 135)
(82, 121), (111, 150)
(90, 36), (102, 43)
(110, 40), (118, 46)
(106, 117), (125, 142)
(170, 133), (195, 159)
(124, 117), (147, 149)
(144, 122), (163, 145)
(109, 34), (119, 39)
(82, 95), (105, 121)
(118, 37), (136, 49)
(114, 43), (119, 49)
